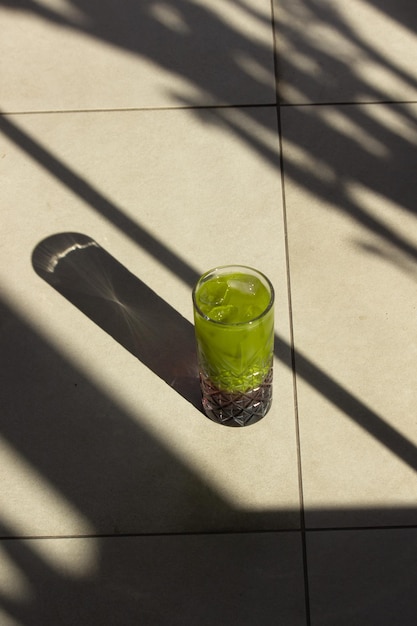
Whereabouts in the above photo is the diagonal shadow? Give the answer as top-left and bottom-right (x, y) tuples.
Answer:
(1, 94), (415, 473)
(2, 0), (417, 273)
(278, 103), (417, 264)
(0, 113), (199, 289)
(0, 290), (305, 623)
(29, 229), (417, 473)
(2, 274), (417, 622)
(0, 294), (294, 535)
(0, 294), (417, 625)
(277, 0), (417, 104)
(2, 3), (417, 623)
(275, 337), (417, 475)
(0, 105), (415, 476)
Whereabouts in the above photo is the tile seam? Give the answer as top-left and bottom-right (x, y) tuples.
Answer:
(276, 102), (311, 626)
(0, 528), (303, 541)
(279, 99), (417, 107)
(3, 523), (417, 541)
(270, 1), (311, 623)
(0, 103), (278, 117)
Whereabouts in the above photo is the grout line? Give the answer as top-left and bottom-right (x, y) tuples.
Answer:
(0, 528), (303, 541)
(0, 103), (278, 116)
(279, 99), (417, 107)
(2, 523), (417, 542)
(269, 7), (305, 534)
(270, 2), (311, 624)
(276, 103), (311, 626)
(3, 100), (415, 118)
(306, 524), (417, 533)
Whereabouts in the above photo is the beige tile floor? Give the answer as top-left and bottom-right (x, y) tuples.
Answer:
(1, 0), (417, 624)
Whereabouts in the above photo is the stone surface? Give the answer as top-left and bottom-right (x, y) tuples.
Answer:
(1, 0), (417, 623)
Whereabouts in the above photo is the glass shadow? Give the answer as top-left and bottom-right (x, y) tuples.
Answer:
(32, 232), (201, 411)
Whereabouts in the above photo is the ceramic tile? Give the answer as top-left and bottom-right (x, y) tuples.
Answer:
(1, 0), (276, 112)
(307, 528), (417, 626)
(281, 103), (417, 527)
(0, 532), (307, 625)
(0, 107), (300, 535)
(275, 0), (417, 103)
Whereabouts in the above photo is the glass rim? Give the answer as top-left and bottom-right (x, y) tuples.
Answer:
(192, 264), (275, 326)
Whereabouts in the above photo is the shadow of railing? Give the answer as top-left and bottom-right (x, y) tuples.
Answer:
(3, 0), (417, 270)
(0, 114), (199, 288)
(29, 231), (417, 476)
(0, 292), (298, 539)
(0, 108), (414, 470)
(1, 292), (417, 625)
(2, 2), (417, 621)
(276, 335), (417, 474)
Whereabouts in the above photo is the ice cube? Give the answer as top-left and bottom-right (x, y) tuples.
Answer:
(227, 276), (259, 296)
(243, 305), (263, 321)
(209, 305), (239, 323)
(198, 278), (229, 307)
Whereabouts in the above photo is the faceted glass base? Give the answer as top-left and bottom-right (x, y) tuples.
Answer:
(200, 367), (273, 427)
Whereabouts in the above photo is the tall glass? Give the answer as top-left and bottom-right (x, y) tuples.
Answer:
(192, 265), (274, 426)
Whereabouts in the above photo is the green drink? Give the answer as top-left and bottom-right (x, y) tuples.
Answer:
(192, 266), (274, 426)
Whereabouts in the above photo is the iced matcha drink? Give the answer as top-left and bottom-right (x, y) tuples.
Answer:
(192, 266), (274, 425)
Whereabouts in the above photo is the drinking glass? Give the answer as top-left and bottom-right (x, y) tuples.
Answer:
(192, 265), (274, 426)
